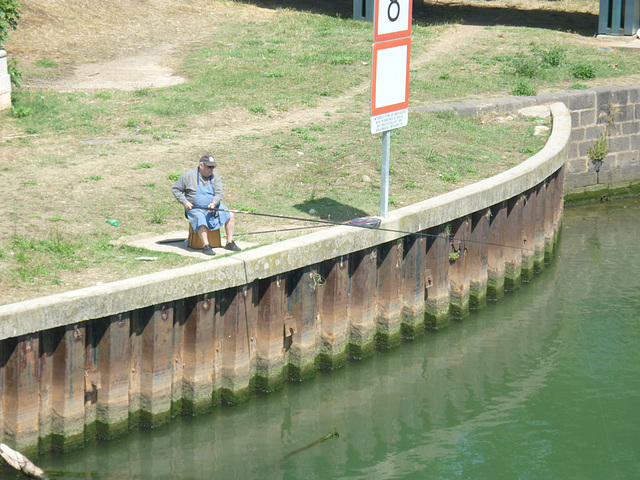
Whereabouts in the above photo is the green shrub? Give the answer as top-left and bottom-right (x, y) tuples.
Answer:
(512, 80), (537, 96)
(249, 105), (266, 115)
(533, 44), (566, 67)
(0, 0), (22, 48)
(571, 63), (596, 80)
(8, 58), (21, 87)
(11, 105), (30, 118)
(587, 130), (609, 168)
(510, 54), (539, 78)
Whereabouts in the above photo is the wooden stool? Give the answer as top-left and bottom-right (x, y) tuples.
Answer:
(188, 224), (222, 249)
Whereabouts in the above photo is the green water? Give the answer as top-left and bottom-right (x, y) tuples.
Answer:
(29, 200), (640, 479)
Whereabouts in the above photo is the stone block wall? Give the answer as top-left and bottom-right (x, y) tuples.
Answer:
(564, 85), (640, 192)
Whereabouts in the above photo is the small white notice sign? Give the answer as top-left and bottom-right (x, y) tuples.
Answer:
(371, 108), (408, 134)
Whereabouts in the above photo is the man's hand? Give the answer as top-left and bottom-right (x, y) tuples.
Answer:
(184, 201), (193, 210)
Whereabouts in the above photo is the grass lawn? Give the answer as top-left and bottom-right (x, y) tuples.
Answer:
(0, 0), (633, 303)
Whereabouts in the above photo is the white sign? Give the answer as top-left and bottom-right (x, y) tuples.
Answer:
(374, 0), (412, 42)
(371, 37), (410, 117)
(371, 108), (408, 134)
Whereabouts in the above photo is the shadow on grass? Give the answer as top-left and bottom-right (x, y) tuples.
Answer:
(236, 0), (598, 37)
(293, 197), (370, 223)
(415, 2), (598, 36)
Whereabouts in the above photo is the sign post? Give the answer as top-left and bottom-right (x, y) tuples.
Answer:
(371, 0), (412, 217)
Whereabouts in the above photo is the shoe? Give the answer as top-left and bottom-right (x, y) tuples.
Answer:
(225, 240), (241, 252)
(202, 244), (216, 256)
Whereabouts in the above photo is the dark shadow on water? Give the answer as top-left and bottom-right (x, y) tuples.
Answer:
(293, 197), (370, 223)
(236, 0), (598, 36)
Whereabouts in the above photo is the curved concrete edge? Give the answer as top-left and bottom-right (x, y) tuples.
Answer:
(0, 103), (571, 340)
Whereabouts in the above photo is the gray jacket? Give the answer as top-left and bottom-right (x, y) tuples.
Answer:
(172, 167), (224, 207)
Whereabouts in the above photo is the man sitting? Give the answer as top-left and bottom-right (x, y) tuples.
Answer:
(172, 153), (241, 256)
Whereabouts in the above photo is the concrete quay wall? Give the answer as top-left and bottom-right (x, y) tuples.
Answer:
(0, 103), (570, 454)
(415, 83), (640, 201)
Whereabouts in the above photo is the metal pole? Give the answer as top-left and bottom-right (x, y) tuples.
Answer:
(380, 129), (390, 218)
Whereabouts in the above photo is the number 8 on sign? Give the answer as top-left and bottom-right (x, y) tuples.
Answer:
(387, 0), (400, 22)
(374, 0), (412, 43)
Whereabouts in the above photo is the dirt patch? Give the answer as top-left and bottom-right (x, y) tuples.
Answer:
(7, 0), (274, 88)
(51, 45), (187, 92)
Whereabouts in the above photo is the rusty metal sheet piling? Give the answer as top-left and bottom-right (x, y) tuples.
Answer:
(218, 286), (253, 403)
(50, 325), (86, 452)
(97, 314), (131, 438)
(425, 226), (450, 329)
(448, 216), (472, 319)
(400, 235), (427, 336)
(533, 183), (548, 271)
(469, 209), (490, 309)
(286, 267), (319, 380)
(375, 240), (403, 348)
(487, 202), (507, 300)
(84, 314), (130, 441)
(318, 257), (349, 368)
(504, 196), (524, 292)
(177, 294), (215, 414)
(521, 189), (537, 282)
(255, 276), (286, 390)
(2, 335), (40, 454)
(348, 248), (378, 357)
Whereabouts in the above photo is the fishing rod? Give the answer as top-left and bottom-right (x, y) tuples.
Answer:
(192, 206), (559, 257)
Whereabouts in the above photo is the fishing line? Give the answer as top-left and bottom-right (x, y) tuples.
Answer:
(235, 225), (325, 236)
(192, 206), (560, 258)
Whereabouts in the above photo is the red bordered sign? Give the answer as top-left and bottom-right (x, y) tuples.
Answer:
(374, 0), (412, 43)
(371, 37), (411, 117)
